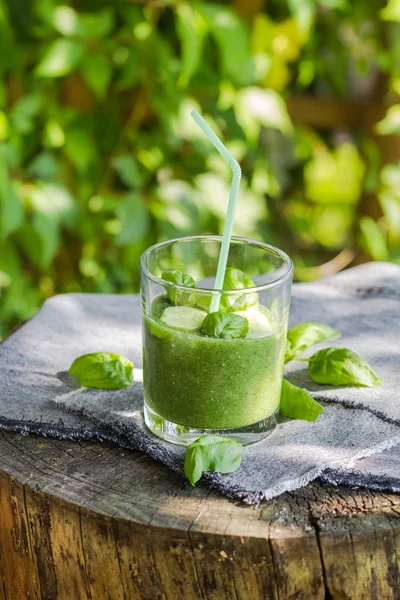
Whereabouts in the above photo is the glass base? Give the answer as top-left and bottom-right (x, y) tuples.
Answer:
(144, 403), (278, 447)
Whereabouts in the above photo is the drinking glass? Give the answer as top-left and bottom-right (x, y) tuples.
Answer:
(140, 235), (293, 446)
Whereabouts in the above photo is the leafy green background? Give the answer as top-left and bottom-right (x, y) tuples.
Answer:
(1, 0), (400, 339)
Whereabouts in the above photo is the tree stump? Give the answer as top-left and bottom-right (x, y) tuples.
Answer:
(0, 432), (399, 599)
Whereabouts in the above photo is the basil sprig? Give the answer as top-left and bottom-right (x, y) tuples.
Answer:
(280, 380), (324, 421)
(282, 321), (381, 421)
(285, 322), (341, 363)
(308, 347), (382, 387)
(68, 352), (134, 389)
(202, 311), (248, 339)
(184, 435), (243, 486)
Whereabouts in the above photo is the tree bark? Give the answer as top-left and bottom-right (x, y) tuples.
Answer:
(0, 431), (399, 599)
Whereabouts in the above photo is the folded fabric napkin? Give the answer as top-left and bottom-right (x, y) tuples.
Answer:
(0, 262), (399, 504)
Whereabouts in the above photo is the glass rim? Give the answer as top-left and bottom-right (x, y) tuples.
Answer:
(140, 235), (293, 294)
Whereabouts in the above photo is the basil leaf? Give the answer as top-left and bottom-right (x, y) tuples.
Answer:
(223, 267), (258, 311)
(285, 322), (341, 363)
(68, 352), (134, 389)
(192, 292), (211, 312)
(184, 435), (243, 486)
(202, 311), (248, 339)
(280, 380), (324, 421)
(308, 348), (382, 387)
(223, 267), (255, 290)
(194, 292), (233, 314)
(162, 270), (197, 305)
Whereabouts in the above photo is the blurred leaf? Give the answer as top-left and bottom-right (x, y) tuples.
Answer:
(138, 147), (164, 172)
(0, 242), (41, 321)
(52, 7), (115, 39)
(0, 111), (8, 141)
(218, 80), (237, 111)
(133, 21), (153, 41)
(116, 47), (140, 90)
(0, 269), (11, 289)
(28, 153), (58, 180)
(304, 144), (365, 205)
(359, 216), (389, 261)
(379, 163), (400, 241)
(297, 58), (315, 87)
(35, 39), (85, 77)
(287, 0), (315, 39)
(0, 1), (16, 76)
(234, 185), (267, 237)
(283, 197), (314, 246)
(153, 180), (206, 238)
(45, 120), (65, 148)
(380, 191), (400, 241)
(11, 94), (43, 134)
(16, 221), (48, 270)
(80, 9), (114, 38)
(34, 0), (57, 24)
(251, 162), (280, 196)
(112, 155), (142, 189)
(79, 256), (102, 278)
(17, 183), (76, 269)
(176, 4), (206, 87)
(362, 139), (381, 193)
(52, 5), (80, 36)
(380, 162), (400, 189)
(80, 54), (112, 100)
(64, 129), (97, 172)
(0, 241), (21, 279)
(381, 0), (400, 21)
(0, 143), (19, 171)
(236, 88), (293, 140)
(199, 4), (253, 86)
(375, 105), (400, 135)
(115, 193), (149, 246)
(251, 14), (275, 53)
(318, 0), (349, 8)
(28, 183), (77, 226)
(391, 77), (400, 94)
(32, 212), (60, 268)
(195, 173), (230, 221)
(313, 205), (353, 249)
(263, 58), (291, 91)
(0, 166), (24, 240)
(252, 15), (303, 60)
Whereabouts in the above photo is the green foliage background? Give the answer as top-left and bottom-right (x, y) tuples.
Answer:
(1, 0), (400, 338)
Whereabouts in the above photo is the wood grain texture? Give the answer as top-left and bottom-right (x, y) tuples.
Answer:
(0, 431), (400, 599)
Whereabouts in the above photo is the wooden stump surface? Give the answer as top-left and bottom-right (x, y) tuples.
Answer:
(0, 430), (400, 600)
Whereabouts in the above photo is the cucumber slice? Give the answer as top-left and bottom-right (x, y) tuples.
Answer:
(235, 309), (273, 339)
(160, 306), (207, 331)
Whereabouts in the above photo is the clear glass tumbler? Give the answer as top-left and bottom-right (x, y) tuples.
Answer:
(140, 235), (293, 446)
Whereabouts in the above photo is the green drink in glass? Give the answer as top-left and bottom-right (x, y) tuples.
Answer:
(140, 235), (293, 445)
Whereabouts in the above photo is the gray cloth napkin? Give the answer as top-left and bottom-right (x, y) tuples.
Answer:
(0, 262), (400, 504)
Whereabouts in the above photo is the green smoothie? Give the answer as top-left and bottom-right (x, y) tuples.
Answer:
(143, 295), (285, 430)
